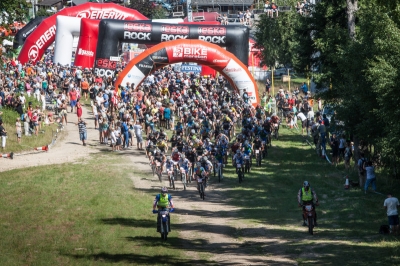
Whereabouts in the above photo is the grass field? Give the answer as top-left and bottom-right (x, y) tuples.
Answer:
(1, 124), (399, 265)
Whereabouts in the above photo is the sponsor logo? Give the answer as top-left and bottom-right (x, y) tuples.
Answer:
(197, 27), (226, 35)
(213, 59), (229, 63)
(152, 55), (168, 61)
(28, 45), (39, 60)
(27, 25), (57, 60)
(161, 34), (188, 41)
(124, 23), (152, 32)
(22, 25), (38, 38)
(110, 56), (120, 61)
(161, 25), (189, 34)
(172, 46), (207, 60)
(95, 58), (116, 69)
(124, 31), (151, 40)
(76, 10), (128, 20)
(138, 63), (153, 69)
(199, 35), (226, 44)
(224, 67), (241, 72)
(77, 48), (94, 57)
(94, 68), (114, 78)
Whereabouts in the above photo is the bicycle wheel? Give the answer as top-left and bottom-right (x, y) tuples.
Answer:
(182, 173), (187, 191)
(213, 162), (216, 177)
(201, 183), (205, 200)
(152, 164), (155, 176)
(238, 170), (242, 183)
(171, 176), (175, 190)
(218, 167), (221, 183)
(308, 217), (314, 235)
(157, 170), (162, 183)
(257, 154), (261, 166)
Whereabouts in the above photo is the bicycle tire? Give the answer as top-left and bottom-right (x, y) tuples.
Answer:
(157, 171), (162, 183)
(201, 183), (205, 200)
(152, 165), (155, 176)
(182, 173), (187, 191)
(308, 217), (314, 235)
(171, 175), (175, 190)
(238, 170), (242, 183)
(162, 222), (168, 240)
(218, 167), (221, 183)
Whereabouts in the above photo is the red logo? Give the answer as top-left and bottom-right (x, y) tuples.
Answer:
(123, 23), (152, 32)
(198, 27), (226, 35)
(161, 25), (189, 34)
(96, 58), (116, 69)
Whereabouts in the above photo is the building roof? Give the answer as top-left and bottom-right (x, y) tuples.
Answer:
(36, 0), (63, 7)
(196, 0), (253, 6)
(72, 0), (89, 5)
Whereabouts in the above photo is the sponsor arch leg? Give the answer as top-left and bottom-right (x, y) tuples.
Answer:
(115, 39), (259, 106)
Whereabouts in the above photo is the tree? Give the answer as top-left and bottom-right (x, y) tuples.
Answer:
(0, 0), (29, 27)
(128, 0), (166, 19)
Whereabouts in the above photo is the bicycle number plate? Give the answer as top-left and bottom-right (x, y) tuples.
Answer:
(237, 164), (241, 168)
(255, 150), (259, 154)
(274, 123), (278, 127)
(305, 205), (313, 211)
(262, 141), (266, 145)
(244, 155), (250, 159)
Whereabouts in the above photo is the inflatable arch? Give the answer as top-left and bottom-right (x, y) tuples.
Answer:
(17, 3), (148, 65)
(115, 39), (259, 106)
(73, 18), (219, 68)
(95, 20), (249, 78)
(13, 17), (46, 49)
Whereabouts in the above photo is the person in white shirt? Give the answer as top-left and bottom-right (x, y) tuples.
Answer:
(384, 193), (400, 234)
(297, 111), (307, 135)
(133, 120), (143, 150)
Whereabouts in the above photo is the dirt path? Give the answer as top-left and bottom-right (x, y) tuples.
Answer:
(2, 107), (298, 265)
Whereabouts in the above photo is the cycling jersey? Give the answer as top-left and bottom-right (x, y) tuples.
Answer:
(178, 158), (190, 170)
(171, 152), (180, 162)
(233, 154), (244, 165)
(165, 160), (174, 170)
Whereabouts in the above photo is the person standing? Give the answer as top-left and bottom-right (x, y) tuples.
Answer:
(384, 193), (400, 234)
(0, 120), (7, 150)
(133, 120), (143, 150)
(364, 161), (376, 194)
(76, 117), (87, 146)
(76, 98), (83, 119)
(15, 117), (22, 144)
(357, 152), (367, 187)
(68, 87), (78, 113)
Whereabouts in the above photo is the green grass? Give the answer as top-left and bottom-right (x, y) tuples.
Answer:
(0, 154), (188, 265)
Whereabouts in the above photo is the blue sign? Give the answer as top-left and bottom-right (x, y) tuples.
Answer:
(181, 64), (202, 74)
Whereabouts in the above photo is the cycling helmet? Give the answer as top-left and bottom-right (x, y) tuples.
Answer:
(266, 117), (271, 121)
(236, 150), (241, 154)
(161, 187), (168, 194)
(167, 156), (171, 160)
(203, 156), (208, 161)
(181, 154), (186, 159)
(303, 181), (310, 189)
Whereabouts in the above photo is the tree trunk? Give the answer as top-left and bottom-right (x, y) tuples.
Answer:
(346, 0), (358, 40)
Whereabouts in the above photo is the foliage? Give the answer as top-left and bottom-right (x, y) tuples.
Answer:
(0, 0), (29, 27)
(35, 8), (53, 18)
(128, 0), (168, 19)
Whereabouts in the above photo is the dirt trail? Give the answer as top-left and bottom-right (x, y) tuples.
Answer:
(2, 106), (298, 265)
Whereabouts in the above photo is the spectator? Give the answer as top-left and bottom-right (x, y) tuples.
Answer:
(15, 117), (22, 144)
(330, 133), (339, 166)
(76, 117), (87, 146)
(76, 98), (83, 119)
(133, 120), (143, 150)
(271, 2), (279, 17)
(0, 120), (7, 150)
(344, 142), (352, 170)
(300, 82), (308, 94)
(358, 152), (367, 187)
(364, 161), (376, 194)
(264, 1), (273, 17)
(384, 193), (400, 234)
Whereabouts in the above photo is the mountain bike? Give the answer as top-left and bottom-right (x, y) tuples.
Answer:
(236, 163), (244, 183)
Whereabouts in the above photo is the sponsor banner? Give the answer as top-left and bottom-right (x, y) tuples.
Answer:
(94, 68), (115, 78)
(78, 48), (94, 57)
(181, 64), (202, 74)
(109, 56), (120, 61)
(122, 65), (146, 87)
(76, 10), (128, 20)
(27, 25), (56, 61)
(151, 48), (169, 68)
(166, 44), (209, 61)
(95, 58), (117, 70)
(13, 17), (45, 49)
(95, 21), (250, 67)
(136, 55), (154, 75)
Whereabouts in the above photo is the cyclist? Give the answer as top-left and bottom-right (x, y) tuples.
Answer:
(152, 187), (174, 233)
(194, 161), (207, 195)
(178, 154), (191, 183)
(253, 135), (263, 155)
(152, 149), (166, 173)
(297, 181), (319, 226)
(165, 156), (175, 188)
(201, 156), (213, 176)
(156, 139), (168, 154)
(243, 140), (252, 157)
(233, 149), (244, 173)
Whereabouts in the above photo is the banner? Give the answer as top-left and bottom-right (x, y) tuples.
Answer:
(181, 64), (202, 74)
(115, 39), (259, 106)
(95, 20), (249, 78)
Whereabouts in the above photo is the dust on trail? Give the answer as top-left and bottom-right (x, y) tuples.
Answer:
(3, 106), (298, 265)
(126, 152), (298, 265)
